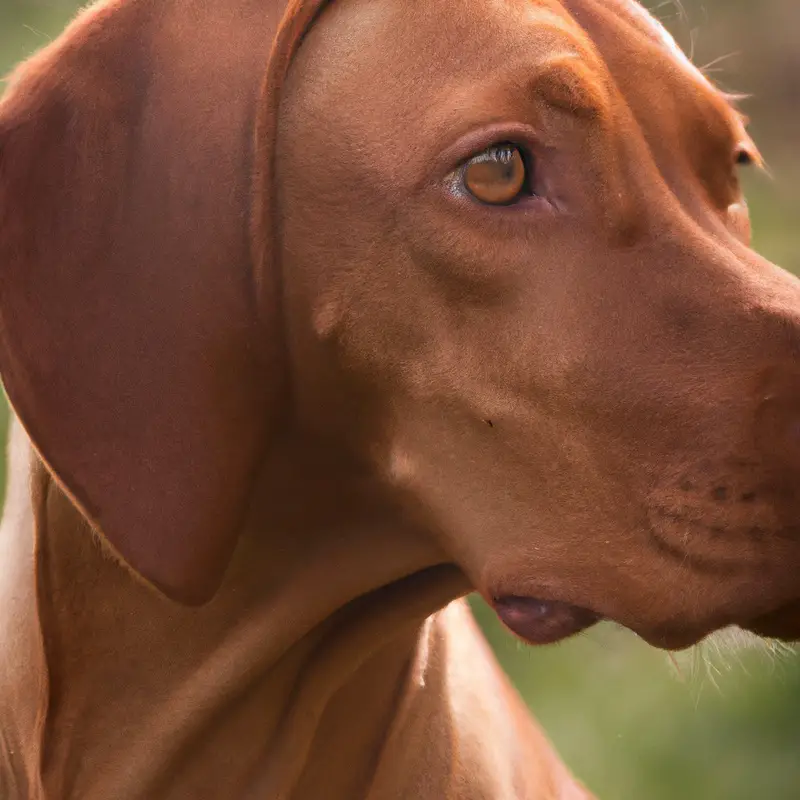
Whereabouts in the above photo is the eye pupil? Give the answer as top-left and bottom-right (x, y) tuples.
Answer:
(463, 144), (529, 205)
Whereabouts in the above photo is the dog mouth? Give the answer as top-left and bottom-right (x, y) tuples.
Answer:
(491, 596), (602, 645)
(490, 597), (726, 650)
(491, 595), (800, 650)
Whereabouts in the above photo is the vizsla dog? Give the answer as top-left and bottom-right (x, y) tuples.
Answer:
(1, 0), (799, 797)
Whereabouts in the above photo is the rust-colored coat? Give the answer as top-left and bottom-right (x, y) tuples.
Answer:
(1, 0), (798, 797)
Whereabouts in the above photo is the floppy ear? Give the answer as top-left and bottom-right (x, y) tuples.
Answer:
(0, 4), (285, 603)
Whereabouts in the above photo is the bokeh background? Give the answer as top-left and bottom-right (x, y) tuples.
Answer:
(1, 1), (798, 797)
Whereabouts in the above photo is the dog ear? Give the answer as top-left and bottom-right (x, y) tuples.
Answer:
(0, 6), (285, 604)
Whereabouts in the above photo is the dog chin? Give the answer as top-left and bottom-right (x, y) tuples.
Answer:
(740, 600), (800, 642)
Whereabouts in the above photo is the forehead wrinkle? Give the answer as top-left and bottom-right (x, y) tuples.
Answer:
(527, 53), (610, 121)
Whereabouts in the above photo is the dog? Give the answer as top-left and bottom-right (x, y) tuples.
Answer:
(1, 0), (798, 797)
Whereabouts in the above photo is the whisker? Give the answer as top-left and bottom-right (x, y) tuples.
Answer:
(700, 51), (741, 73)
(664, 628), (797, 702)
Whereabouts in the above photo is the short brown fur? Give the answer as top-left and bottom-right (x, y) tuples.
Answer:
(1, 0), (798, 797)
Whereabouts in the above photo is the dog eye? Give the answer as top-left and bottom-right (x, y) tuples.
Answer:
(462, 144), (530, 205)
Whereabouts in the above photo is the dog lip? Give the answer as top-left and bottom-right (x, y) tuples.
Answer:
(632, 622), (716, 652)
(740, 598), (800, 642)
(491, 595), (602, 645)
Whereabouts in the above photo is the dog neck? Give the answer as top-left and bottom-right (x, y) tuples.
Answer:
(0, 417), (482, 798)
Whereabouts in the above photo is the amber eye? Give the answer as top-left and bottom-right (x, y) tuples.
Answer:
(463, 144), (529, 205)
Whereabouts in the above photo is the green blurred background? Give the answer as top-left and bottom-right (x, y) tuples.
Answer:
(1, 1), (798, 797)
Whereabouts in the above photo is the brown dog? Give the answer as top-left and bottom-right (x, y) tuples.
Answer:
(1, 0), (798, 797)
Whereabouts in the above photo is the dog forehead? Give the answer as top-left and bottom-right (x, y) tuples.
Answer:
(281, 0), (580, 128)
(282, 0), (736, 175)
(293, 0), (708, 101)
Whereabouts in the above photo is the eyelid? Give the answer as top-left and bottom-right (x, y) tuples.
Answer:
(432, 123), (547, 181)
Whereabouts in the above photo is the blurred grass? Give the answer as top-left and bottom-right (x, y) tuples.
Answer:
(1, 2), (799, 798)
(473, 599), (800, 798)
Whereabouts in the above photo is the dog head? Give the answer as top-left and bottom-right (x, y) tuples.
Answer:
(273, 0), (800, 648)
(1, 0), (798, 648)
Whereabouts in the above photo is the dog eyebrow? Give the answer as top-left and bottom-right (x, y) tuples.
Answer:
(528, 54), (610, 122)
